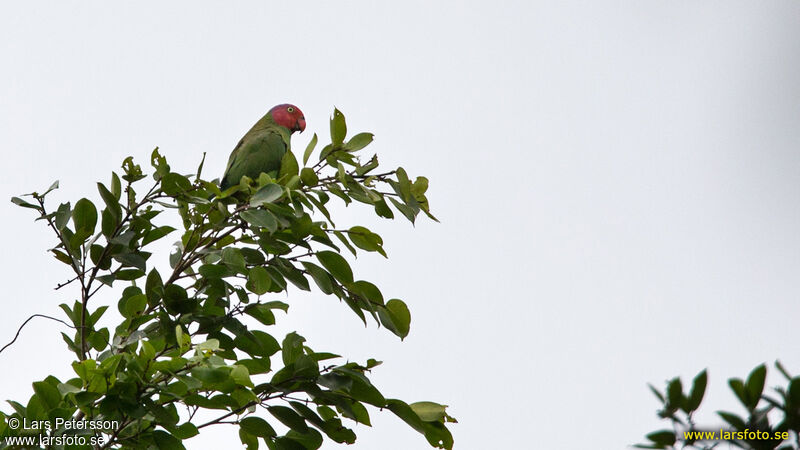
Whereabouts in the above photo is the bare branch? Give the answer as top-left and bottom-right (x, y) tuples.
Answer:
(0, 314), (75, 355)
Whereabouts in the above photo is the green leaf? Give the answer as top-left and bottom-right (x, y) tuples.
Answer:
(301, 262), (334, 295)
(289, 402), (325, 429)
(88, 244), (107, 267)
(334, 368), (384, 407)
(54, 202), (71, 230)
(195, 152), (206, 180)
(101, 208), (116, 237)
(222, 247), (247, 272)
(239, 428), (258, 450)
(347, 226), (385, 256)
(327, 185), (351, 205)
(89, 328), (110, 354)
(286, 428), (324, 449)
(198, 264), (229, 280)
(119, 294), (147, 319)
(251, 183), (283, 206)
(145, 399), (179, 426)
(116, 269), (145, 281)
(44, 180), (60, 195)
(389, 197), (416, 224)
(337, 162), (346, 182)
(317, 418), (356, 444)
(422, 421), (453, 449)
(718, 411), (746, 430)
(72, 198), (98, 234)
(240, 416), (276, 438)
(113, 252), (147, 271)
(744, 364), (767, 409)
(10, 196), (41, 210)
(410, 401), (448, 422)
(412, 176), (429, 197)
(146, 269), (164, 304)
(356, 154), (379, 176)
(151, 147), (171, 178)
(263, 301), (289, 312)
(729, 378), (748, 409)
(143, 226), (177, 246)
(244, 304), (276, 326)
(247, 267), (272, 295)
(387, 399), (424, 433)
(666, 377), (682, 409)
(122, 156), (145, 182)
(172, 423), (199, 440)
(316, 251), (353, 284)
(279, 150), (300, 179)
(647, 384), (665, 403)
(57, 382), (81, 396)
(163, 284), (195, 314)
(196, 339), (220, 353)
(379, 299), (411, 339)
(333, 231), (357, 256)
(241, 247), (266, 265)
(646, 430), (676, 446)
(190, 367), (229, 384)
(161, 172), (192, 196)
(32, 381), (61, 410)
(275, 261), (310, 291)
(97, 182), (121, 220)
(230, 365), (254, 388)
(184, 393), (235, 410)
(343, 132), (374, 152)
(374, 199), (393, 219)
(282, 332), (306, 366)
(152, 430), (186, 450)
(269, 405), (309, 433)
(241, 209), (278, 232)
(686, 369), (707, 412)
(350, 280), (384, 306)
(96, 274), (116, 286)
(111, 172), (122, 199)
(110, 230), (136, 246)
(303, 133), (318, 166)
(787, 377), (800, 410)
(349, 379), (385, 408)
(300, 167), (319, 187)
(90, 305), (108, 326)
(330, 108), (347, 146)
(51, 249), (74, 266)
(140, 340), (156, 360)
(234, 330), (280, 358)
(395, 167), (412, 202)
(775, 360), (792, 381)
(272, 437), (306, 450)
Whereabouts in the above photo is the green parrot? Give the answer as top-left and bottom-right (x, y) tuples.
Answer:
(220, 103), (306, 189)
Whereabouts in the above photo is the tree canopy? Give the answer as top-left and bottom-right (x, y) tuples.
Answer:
(2, 108), (455, 449)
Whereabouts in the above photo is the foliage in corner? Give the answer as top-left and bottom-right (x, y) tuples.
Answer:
(2, 109), (455, 449)
(637, 362), (800, 450)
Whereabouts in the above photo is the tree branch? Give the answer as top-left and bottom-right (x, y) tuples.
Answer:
(0, 314), (75, 355)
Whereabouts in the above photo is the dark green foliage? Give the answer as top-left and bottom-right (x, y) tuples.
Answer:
(4, 109), (453, 449)
(637, 363), (800, 450)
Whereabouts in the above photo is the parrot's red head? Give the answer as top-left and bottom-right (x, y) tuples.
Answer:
(270, 104), (306, 133)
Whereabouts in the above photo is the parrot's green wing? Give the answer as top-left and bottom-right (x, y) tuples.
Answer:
(221, 127), (290, 189)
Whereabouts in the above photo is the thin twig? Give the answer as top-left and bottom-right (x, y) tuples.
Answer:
(0, 314), (75, 355)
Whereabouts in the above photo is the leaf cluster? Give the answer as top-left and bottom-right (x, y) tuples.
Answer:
(638, 362), (800, 450)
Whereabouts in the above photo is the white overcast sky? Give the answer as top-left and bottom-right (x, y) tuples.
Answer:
(1, 2), (799, 449)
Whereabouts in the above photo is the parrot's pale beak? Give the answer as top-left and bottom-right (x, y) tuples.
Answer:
(294, 118), (306, 133)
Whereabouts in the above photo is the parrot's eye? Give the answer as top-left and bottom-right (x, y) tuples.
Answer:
(287, 107), (294, 113)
